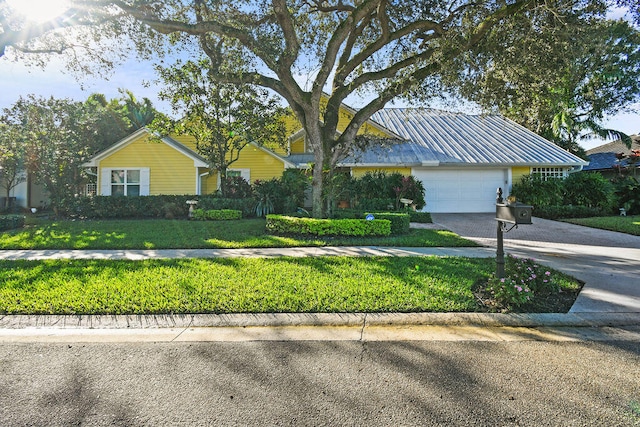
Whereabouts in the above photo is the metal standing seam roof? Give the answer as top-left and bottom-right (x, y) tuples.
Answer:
(360, 108), (589, 167)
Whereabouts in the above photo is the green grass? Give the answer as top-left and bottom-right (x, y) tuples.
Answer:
(0, 256), (493, 314)
(0, 218), (477, 249)
(563, 215), (640, 236)
(0, 256), (581, 315)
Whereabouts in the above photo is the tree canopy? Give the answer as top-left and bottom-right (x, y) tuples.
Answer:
(0, 91), (158, 213)
(2, 0), (639, 215)
(451, 7), (640, 155)
(151, 58), (288, 196)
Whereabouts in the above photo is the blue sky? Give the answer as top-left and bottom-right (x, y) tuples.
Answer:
(1, 51), (638, 151)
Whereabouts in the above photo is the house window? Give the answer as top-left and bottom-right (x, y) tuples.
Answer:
(227, 169), (250, 181)
(531, 167), (568, 180)
(111, 169), (141, 196)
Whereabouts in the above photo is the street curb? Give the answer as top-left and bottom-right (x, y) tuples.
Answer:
(1, 312), (639, 330)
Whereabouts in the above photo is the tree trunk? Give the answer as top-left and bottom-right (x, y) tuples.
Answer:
(311, 154), (324, 218)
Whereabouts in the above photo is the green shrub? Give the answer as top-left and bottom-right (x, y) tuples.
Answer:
(253, 170), (311, 217)
(485, 255), (560, 309)
(408, 211), (432, 223)
(350, 171), (426, 211)
(63, 194), (257, 219)
(195, 196), (257, 218)
(0, 215), (25, 231)
(64, 195), (192, 219)
(253, 178), (279, 217)
(365, 212), (410, 235)
(192, 209), (242, 220)
(355, 197), (395, 211)
(563, 172), (614, 210)
(532, 205), (606, 220)
(279, 169), (311, 212)
(511, 174), (564, 207)
(613, 176), (640, 215)
(265, 215), (391, 237)
(220, 176), (253, 199)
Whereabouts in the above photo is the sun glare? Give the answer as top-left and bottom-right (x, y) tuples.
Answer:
(6, 0), (71, 24)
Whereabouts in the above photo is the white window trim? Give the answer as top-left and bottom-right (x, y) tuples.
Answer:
(228, 168), (250, 182)
(531, 167), (568, 180)
(100, 168), (150, 196)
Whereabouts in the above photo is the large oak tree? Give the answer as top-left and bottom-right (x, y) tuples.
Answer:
(3, 0), (638, 215)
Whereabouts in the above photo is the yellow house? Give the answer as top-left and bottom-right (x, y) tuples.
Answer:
(83, 103), (588, 213)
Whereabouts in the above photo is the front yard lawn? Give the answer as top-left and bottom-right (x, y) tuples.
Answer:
(563, 215), (640, 236)
(0, 218), (477, 249)
(0, 256), (581, 315)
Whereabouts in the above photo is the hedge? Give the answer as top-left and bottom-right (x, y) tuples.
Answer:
(532, 205), (607, 220)
(265, 215), (391, 237)
(407, 211), (432, 223)
(0, 215), (25, 231)
(62, 195), (257, 219)
(364, 212), (410, 235)
(192, 209), (242, 220)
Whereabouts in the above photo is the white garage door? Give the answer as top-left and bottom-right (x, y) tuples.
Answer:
(412, 169), (508, 213)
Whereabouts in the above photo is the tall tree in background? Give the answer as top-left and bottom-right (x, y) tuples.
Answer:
(1, 96), (89, 214)
(152, 58), (287, 197)
(0, 122), (25, 205)
(118, 89), (157, 130)
(451, 9), (640, 155)
(0, 92), (157, 214)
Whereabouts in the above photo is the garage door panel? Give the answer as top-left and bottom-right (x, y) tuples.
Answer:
(412, 169), (507, 213)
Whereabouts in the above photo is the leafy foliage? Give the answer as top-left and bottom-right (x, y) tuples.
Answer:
(191, 209), (242, 221)
(613, 176), (640, 214)
(350, 172), (426, 211)
(0, 122), (26, 199)
(453, 9), (640, 153)
(484, 256), (561, 309)
(265, 215), (391, 237)
(511, 172), (619, 218)
(151, 58), (287, 196)
(0, 214), (25, 231)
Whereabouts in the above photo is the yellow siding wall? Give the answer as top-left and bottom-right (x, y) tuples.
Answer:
(511, 166), (531, 184)
(199, 146), (287, 193)
(100, 135), (197, 194)
(290, 138), (305, 154)
(171, 134), (198, 152)
(233, 146), (286, 182)
(351, 167), (412, 178)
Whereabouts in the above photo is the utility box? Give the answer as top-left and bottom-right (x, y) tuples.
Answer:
(496, 202), (533, 225)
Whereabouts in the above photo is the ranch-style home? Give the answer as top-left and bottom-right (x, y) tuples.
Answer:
(80, 104), (588, 213)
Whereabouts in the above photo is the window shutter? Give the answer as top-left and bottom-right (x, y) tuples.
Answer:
(100, 169), (112, 196)
(140, 168), (150, 195)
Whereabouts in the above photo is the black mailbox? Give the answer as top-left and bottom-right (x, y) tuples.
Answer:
(496, 202), (532, 224)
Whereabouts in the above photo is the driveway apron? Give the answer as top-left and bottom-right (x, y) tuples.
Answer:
(431, 213), (640, 313)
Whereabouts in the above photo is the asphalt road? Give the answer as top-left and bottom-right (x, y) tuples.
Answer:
(1, 339), (639, 426)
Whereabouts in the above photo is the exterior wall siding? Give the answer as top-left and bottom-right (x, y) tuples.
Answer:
(511, 166), (531, 184)
(231, 146), (285, 182)
(99, 135), (197, 195)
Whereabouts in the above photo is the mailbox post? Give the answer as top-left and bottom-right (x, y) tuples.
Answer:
(495, 188), (533, 278)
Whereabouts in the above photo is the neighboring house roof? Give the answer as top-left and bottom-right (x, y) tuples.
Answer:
(83, 128), (209, 168)
(353, 108), (588, 167)
(584, 135), (640, 171)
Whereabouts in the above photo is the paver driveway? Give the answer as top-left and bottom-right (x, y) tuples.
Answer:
(431, 213), (640, 313)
